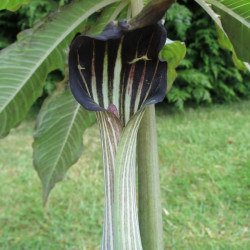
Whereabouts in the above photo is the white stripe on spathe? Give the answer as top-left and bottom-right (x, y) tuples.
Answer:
(102, 43), (109, 109)
(112, 38), (123, 113)
(91, 41), (99, 104)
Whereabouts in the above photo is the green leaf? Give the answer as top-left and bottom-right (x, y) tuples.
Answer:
(194, 0), (250, 63)
(33, 86), (96, 204)
(160, 39), (186, 92)
(0, 0), (30, 11)
(0, 0), (118, 138)
(215, 24), (247, 70)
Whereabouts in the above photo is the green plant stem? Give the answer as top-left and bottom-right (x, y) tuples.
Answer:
(137, 105), (164, 250)
(132, 1), (164, 249)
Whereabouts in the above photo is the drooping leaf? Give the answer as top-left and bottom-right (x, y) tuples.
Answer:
(0, 0), (30, 11)
(215, 24), (247, 71)
(194, 0), (250, 63)
(33, 86), (96, 204)
(69, 22), (167, 126)
(160, 38), (186, 92)
(0, 0), (118, 138)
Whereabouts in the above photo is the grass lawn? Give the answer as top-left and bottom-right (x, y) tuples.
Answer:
(0, 100), (249, 249)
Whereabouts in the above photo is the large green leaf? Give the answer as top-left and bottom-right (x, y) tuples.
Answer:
(195, 0), (250, 63)
(0, 0), (118, 138)
(160, 39), (186, 92)
(0, 0), (30, 11)
(33, 86), (96, 204)
(215, 24), (247, 70)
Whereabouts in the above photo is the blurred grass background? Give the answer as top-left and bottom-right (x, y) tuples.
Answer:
(0, 101), (249, 249)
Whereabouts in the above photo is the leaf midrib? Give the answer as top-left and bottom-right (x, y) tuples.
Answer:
(46, 103), (81, 187)
(0, 0), (118, 113)
(194, 0), (223, 29)
(206, 0), (250, 28)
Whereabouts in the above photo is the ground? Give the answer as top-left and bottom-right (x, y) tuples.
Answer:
(0, 100), (249, 249)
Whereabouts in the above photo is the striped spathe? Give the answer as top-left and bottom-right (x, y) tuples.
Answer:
(69, 22), (167, 126)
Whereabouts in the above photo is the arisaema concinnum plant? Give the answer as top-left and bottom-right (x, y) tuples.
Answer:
(69, 12), (168, 250)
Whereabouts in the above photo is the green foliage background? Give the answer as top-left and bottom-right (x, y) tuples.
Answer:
(165, 0), (250, 108)
(0, 0), (249, 109)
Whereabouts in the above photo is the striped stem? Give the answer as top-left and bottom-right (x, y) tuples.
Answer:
(97, 110), (144, 249)
(114, 111), (145, 250)
(96, 111), (122, 250)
